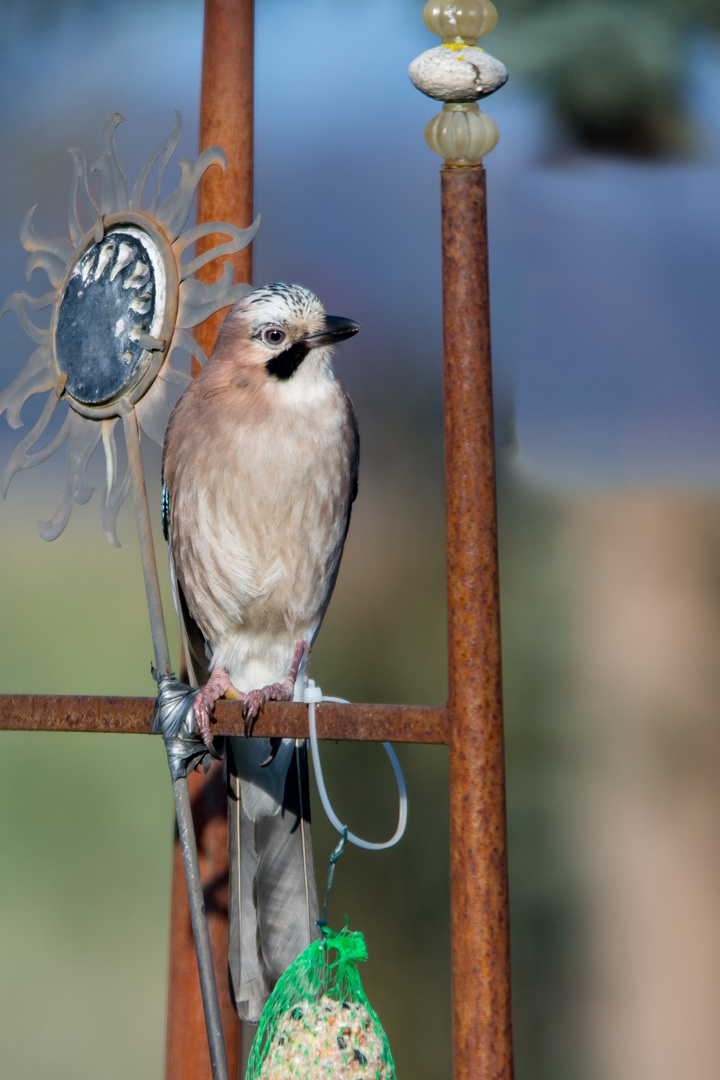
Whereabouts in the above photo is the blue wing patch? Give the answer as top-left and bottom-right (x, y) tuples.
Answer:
(161, 481), (170, 543)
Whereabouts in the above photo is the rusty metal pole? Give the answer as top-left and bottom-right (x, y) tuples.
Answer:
(442, 164), (514, 1080)
(195, 0), (254, 355)
(408, 5), (512, 1072)
(165, 2), (254, 1079)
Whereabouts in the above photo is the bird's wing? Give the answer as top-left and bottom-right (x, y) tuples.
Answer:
(344, 386), (360, 506)
(175, 563), (212, 687)
(163, 477), (211, 687)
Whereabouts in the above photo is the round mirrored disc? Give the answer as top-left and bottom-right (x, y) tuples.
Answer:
(55, 225), (167, 407)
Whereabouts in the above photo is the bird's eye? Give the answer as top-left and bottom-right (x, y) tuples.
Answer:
(263, 327), (286, 346)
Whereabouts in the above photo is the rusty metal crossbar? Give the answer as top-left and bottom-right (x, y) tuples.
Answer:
(0, 696), (447, 744)
(0, 2), (513, 1079)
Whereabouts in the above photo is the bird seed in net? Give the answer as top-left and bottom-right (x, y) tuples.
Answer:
(245, 924), (396, 1080)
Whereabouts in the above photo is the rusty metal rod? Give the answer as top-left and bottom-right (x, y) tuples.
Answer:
(0, 694), (447, 743)
(442, 164), (514, 1080)
(171, 776), (230, 1080)
(165, 3), (256, 1075)
(195, 0), (254, 359)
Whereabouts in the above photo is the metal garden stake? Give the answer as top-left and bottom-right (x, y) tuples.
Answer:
(410, 4), (514, 1077)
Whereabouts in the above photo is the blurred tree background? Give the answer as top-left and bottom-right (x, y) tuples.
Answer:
(2, 2), (720, 1080)
(499, 0), (720, 156)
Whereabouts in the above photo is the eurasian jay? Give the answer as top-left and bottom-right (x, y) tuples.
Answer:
(161, 282), (359, 1022)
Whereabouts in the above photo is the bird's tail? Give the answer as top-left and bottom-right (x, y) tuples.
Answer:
(226, 734), (320, 1024)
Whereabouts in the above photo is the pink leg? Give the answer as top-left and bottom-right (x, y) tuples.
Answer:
(242, 640), (309, 736)
(193, 667), (242, 751)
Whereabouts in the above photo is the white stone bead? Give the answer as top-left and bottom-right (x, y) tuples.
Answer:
(423, 0), (498, 44)
(424, 103), (499, 163)
(409, 44), (508, 102)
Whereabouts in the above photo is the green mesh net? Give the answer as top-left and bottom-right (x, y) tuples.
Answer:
(245, 924), (397, 1080)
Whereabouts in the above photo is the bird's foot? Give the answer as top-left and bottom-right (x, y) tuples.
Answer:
(242, 640), (311, 765)
(242, 679), (294, 736)
(193, 667), (239, 755)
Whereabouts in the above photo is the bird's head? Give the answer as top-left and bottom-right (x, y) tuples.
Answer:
(214, 283), (360, 383)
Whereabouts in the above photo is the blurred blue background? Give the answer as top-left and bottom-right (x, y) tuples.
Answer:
(3, 2), (720, 1078)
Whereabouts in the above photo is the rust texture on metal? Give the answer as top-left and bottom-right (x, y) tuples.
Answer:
(194, 0), (255, 367)
(0, 694), (447, 744)
(165, 2), (256, 1074)
(442, 165), (514, 1080)
(0, 694), (152, 734)
(165, 762), (235, 1080)
(214, 700), (447, 743)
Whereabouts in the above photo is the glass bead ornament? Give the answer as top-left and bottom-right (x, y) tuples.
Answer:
(425, 102), (499, 163)
(422, 0), (498, 44)
(409, 0), (506, 164)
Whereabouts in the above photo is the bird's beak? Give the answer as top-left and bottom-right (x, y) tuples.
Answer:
(303, 315), (361, 347)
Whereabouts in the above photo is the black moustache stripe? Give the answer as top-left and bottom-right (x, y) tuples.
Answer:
(265, 340), (310, 380)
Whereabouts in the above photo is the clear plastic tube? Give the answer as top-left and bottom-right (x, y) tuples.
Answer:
(304, 681), (408, 850)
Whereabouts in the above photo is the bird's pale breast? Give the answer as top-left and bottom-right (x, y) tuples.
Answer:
(167, 370), (356, 690)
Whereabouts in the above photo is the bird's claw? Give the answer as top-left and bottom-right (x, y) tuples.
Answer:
(243, 686), (270, 720)
(260, 737), (284, 768)
(192, 687), (225, 760)
(241, 680), (293, 737)
(241, 687), (269, 735)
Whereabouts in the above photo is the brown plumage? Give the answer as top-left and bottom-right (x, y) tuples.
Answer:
(162, 283), (359, 1022)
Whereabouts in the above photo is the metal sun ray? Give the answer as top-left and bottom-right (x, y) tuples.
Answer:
(0, 112), (259, 546)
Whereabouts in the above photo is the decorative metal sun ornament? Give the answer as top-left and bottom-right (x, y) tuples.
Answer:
(0, 113), (258, 545)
